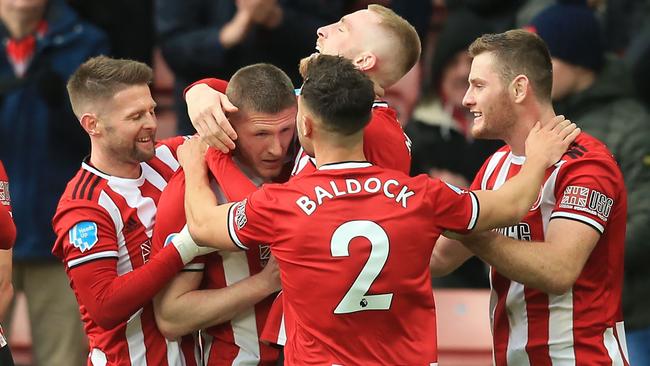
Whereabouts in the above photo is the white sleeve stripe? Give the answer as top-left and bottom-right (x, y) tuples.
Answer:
(467, 191), (479, 230)
(227, 204), (249, 250)
(155, 144), (180, 172)
(550, 211), (605, 233)
(68, 250), (119, 268)
(183, 263), (205, 270)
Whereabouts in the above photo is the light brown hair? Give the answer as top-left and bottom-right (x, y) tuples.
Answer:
(226, 63), (296, 114)
(468, 29), (552, 101)
(368, 4), (421, 86)
(67, 56), (153, 117)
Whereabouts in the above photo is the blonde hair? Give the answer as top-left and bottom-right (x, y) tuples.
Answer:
(67, 56), (153, 118)
(368, 4), (421, 86)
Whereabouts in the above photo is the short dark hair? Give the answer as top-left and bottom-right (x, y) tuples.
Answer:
(469, 29), (553, 101)
(226, 63), (296, 114)
(301, 55), (375, 135)
(67, 56), (153, 117)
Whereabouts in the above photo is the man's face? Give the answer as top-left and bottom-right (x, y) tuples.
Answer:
(0, 0), (47, 19)
(97, 84), (157, 164)
(314, 9), (379, 60)
(234, 106), (296, 181)
(462, 52), (516, 140)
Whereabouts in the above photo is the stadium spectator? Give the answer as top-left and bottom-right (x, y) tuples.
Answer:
(430, 29), (630, 365)
(529, 4), (650, 364)
(155, 0), (345, 135)
(52, 56), (212, 365)
(151, 63), (294, 365)
(0, 0), (109, 364)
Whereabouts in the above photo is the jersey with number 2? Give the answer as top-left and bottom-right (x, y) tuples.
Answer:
(228, 162), (479, 365)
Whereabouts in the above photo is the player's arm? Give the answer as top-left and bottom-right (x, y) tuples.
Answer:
(154, 256), (280, 339)
(459, 219), (598, 295)
(429, 236), (473, 277)
(178, 137), (242, 250)
(55, 206), (212, 329)
(463, 117), (579, 233)
(0, 249), (12, 321)
(184, 79), (238, 152)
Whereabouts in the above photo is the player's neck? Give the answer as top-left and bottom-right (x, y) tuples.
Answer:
(90, 149), (142, 179)
(313, 138), (366, 168)
(508, 104), (556, 156)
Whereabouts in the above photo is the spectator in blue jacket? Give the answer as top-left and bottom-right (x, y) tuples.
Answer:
(0, 0), (109, 364)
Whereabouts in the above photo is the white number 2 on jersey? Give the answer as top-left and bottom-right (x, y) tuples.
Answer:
(331, 220), (393, 314)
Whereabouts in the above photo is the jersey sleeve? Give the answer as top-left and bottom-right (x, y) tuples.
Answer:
(183, 78), (229, 96)
(52, 199), (120, 269)
(151, 170), (206, 271)
(363, 106), (412, 175)
(424, 177), (479, 234)
(227, 187), (278, 250)
(0, 161), (15, 249)
(551, 157), (621, 234)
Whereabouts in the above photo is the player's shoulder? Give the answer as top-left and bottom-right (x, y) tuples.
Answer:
(59, 163), (108, 204)
(560, 132), (619, 169)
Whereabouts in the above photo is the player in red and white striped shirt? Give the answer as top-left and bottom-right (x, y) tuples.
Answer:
(151, 63), (295, 366)
(178, 55), (578, 365)
(430, 30), (629, 365)
(52, 56), (211, 366)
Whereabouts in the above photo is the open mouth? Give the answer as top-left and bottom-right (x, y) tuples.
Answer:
(136, 136), (153, 143)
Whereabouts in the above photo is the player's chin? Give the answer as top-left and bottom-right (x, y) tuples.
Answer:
(134, 146), (156, 162)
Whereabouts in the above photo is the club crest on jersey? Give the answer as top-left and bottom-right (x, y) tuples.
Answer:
(69, 221), (98, 252)
(235, 199), (248, 229)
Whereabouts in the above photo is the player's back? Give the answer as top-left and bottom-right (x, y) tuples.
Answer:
(241, 162), (478, 365)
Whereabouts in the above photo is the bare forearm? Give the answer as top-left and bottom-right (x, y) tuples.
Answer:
(184, 166), (218, 243)
(495, 159), (545, 220)
(464, 234), (573, 295)
(0, 249), (12, 321)
(430, 236), (472, 277)
(157, 273), (276, 338)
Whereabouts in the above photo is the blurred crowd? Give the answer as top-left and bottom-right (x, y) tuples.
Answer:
(0, 0), (648, 365)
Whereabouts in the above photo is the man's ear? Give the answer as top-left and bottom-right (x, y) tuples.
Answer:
(80, 113), (99, 136)
(352, 52), (377, 72)
(511, 74), (529, 103)
(301, 114), (314, 138)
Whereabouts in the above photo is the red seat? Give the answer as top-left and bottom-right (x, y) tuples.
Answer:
(435, 288), (493, 366)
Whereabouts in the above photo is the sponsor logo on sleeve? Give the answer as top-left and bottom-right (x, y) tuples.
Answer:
(0, 180), (9, 206)
(559, 185), (614, 221)
(235, 199), (248, 229)
(69, 221), (99, 252)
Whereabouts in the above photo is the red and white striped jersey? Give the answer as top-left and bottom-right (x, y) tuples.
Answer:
(151, 151), (279, 366)
(291, 102), (412, 177)
(52, 137), (188, 366)
(472, 133), (629, 365)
